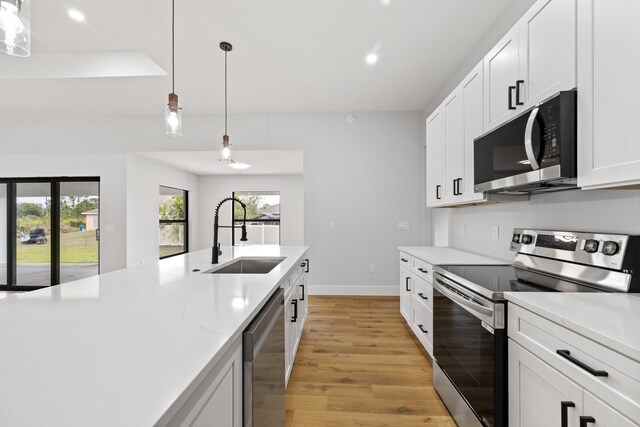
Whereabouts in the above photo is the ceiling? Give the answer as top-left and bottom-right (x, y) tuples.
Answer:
(0, 0), (512, 118)
(137, 150), (304, 176)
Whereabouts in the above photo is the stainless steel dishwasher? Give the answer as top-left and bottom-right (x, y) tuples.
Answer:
(243, 288), (285, 427)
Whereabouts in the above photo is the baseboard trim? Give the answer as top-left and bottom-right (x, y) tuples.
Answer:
(308, 285), (399, 296)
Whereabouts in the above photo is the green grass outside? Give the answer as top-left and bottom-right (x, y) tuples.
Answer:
(17, 230), (99, 263)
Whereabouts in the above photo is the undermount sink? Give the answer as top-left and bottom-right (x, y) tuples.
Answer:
(204, 257), (285, 274)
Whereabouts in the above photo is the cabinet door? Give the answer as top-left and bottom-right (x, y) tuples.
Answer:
(519, 0), (576, 108)
(399, 267), (412, 323)
(484, 26), (521, 131)
(461, 62), (484, 196)
(583, 391), (639, 427)
(426, 107), (445, 206)
(443, 88), (464, 200)
(509, 340), (583, 427)
(578, 0), (640, 189)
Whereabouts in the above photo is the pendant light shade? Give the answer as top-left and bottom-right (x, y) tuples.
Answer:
(165, 0), (182, 137)
(220, 41), (233, 163)
(0, 0), (30, 57)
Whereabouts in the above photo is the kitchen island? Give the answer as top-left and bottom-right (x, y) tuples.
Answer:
(0, 245), (309, 427)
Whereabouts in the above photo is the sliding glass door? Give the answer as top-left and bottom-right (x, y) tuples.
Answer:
(0, 178), (100, 291)
(16, 182), (52, 287)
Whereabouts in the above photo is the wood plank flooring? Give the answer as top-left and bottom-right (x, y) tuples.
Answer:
(285, 296), (455, 427)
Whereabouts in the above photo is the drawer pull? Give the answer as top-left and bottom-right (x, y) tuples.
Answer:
(417, 267), (429, 274)
(418, 324), (428, 334)
(405, 277), (411, 292)
(561, 401), (575, 427)
(580, 416), (596, 427)
(417, 292), (429, 301)
(556, 350), (608, 377)
(400, 258), (408, 263)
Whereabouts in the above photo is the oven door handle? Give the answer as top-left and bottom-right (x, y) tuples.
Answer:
(524, 106), (541, 170)
(434, 277), (494, 318)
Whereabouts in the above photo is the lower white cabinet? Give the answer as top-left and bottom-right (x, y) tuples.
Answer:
(285, 256), (309, 387)
(508, 303), (640, 427)
(398, 251), (434, 358)
(163, 338), (243, 427)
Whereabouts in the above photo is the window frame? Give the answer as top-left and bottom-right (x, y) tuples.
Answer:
(159, 185), (189, 260)
(231, 191), (281, 246)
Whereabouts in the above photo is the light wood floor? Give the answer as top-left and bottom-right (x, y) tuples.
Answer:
(285, 296), (455, 427)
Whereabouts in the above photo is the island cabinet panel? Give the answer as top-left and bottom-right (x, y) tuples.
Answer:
(164, 338), (242, 427)
(285, 255), (309, 387)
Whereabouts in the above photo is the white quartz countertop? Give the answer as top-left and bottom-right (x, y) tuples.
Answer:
(505, 292), (640, 362)
(398, 246), (509, 265)
(0, 245), (308, 427)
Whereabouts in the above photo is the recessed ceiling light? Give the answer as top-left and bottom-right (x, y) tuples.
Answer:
(68, 9), (85, 22)
(365, 53), (378, 65)
(229, 162), (251, 170)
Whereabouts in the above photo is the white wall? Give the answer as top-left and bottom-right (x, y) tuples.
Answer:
(0, 112), (428, 294)
(0, 153), (128, 273)
(197, 175), (304, 250)
(438, 190), (640, 261)
(126, 155), (199, 267)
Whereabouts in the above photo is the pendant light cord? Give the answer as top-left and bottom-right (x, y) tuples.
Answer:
(224, 50), (228, 135)
(171, 0), (175, 93)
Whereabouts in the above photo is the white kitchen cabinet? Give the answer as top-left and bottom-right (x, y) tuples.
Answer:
(519, 0), (576, 109)
(443, 89), (464, 200)
(577, 0), (640, 189)
(460, 63), (487, 201)
(509, 339), (583, 427)
(166, 339), (243, 427)
(508, 303), (640, 426)
(285, 256), (309, 387)
(484, 0), (576, 132)
(426, 107), (445, 207)
(400, 265), (412, 323)
(484, 26), (521, 131)
(584, 391), (638, 427)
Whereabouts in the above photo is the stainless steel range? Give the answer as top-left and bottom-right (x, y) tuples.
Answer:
(432, 229), (640, 427)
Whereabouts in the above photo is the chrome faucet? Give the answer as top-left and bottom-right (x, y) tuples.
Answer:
(212, 197), (248, 264)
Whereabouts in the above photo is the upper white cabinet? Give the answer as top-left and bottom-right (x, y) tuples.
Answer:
(426, 107), (445, 206)
(460, 63), (486, 199)
(443, 90), (464, 200)
(484, 26), (522, 130)
(484, 0), (576, 132)
(519, 0), (577, 108)
(577, 0), (640, 189)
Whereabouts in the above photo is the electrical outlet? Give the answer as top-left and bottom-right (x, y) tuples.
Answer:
(329, 222), (335, 230)
(492, 225), (499, 240)
(369, 265), (375, 273)
(460, 224), (465, 236)
(397, 222), (410, 230)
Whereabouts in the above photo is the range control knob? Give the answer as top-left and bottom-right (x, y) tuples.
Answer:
(521, 234), (533, 245)
(602, 241), (619, 256)
(512, 234), (521, 243)
(584, 239), (599, 253)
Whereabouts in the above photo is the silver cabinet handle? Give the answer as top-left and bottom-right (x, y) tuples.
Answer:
(524, 106), (540, 170)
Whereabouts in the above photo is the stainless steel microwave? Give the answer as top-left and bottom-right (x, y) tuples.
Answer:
(474, 90), (577, 194)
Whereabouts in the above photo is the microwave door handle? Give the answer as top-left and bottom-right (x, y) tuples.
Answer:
(524, 106), (541, 170)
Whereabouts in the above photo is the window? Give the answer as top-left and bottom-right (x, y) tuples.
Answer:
(159, 186), (188, 258)
(232, 191), (280, 245)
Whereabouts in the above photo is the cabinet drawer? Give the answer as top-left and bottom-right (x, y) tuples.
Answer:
(412, 274), (433, 314)
(411, 298), (433, 355)
(411, 257), (433, 283)
(399, 252), (412, 267)
(508, 303), (640, 421)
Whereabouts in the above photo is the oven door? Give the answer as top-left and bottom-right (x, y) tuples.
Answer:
(433, 276), (506, 427)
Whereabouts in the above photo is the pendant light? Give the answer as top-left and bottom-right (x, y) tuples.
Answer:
(165, 0), (182, 137)
(0, 0), (30, 57)
(220, 41), (233, 163)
